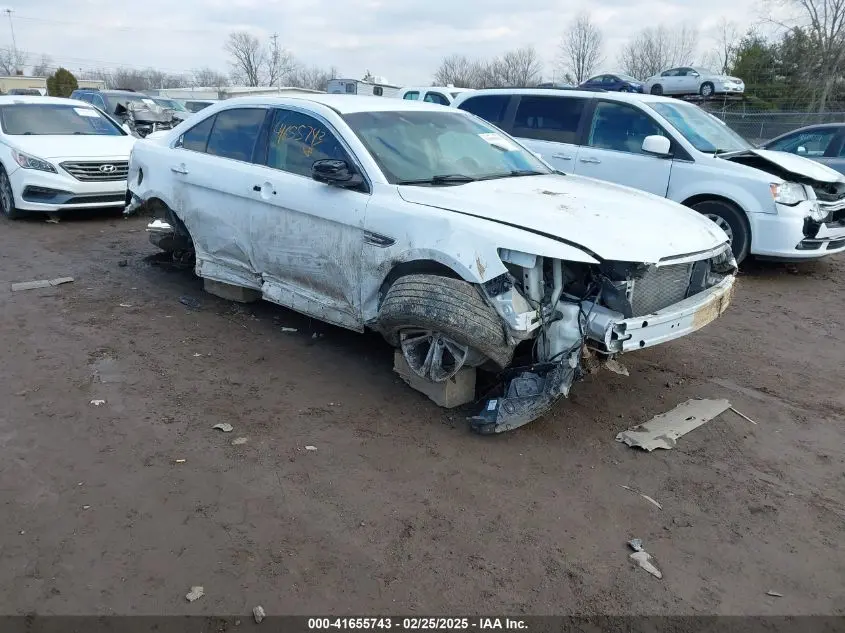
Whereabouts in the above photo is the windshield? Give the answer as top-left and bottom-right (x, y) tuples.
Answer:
(343, 110), (551, 184)
(151, 97), (188, 112)
(649, 101), (750, 153)
(0, 104), (124, 136)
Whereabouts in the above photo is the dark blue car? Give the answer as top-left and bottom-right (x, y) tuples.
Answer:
(578, 73), (644, 93)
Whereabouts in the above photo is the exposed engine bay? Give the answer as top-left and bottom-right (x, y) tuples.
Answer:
(117, 101), (178, 138)
(471, 246), (737, 434)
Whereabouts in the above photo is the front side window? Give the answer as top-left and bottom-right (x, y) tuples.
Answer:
(587, 102), (666, 154)
(180, 115), (216, 152)
(649, 101), (751, 153)
(424, 92), (450, 106)
(403, 91), (420, 100)
(456, 95), (510, 126)
(601, 75), (617, 85)
(0, 104), (124, 136)
(661, 69), (678, 77)
(767, 129), (838, 157)
(205, 108), (267, 162)
(512, 96), (585, 143)
(265, 109), (350, 178)
(343, 110), (550, 184)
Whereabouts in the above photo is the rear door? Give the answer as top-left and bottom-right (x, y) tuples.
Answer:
(508, 94), (589, 173)
(573, 100), (673, 196)
(660, 69), (681, 94)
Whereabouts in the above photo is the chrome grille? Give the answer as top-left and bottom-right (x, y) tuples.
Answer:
(630, 263), (693, 316)
(61, 161), (129, 182)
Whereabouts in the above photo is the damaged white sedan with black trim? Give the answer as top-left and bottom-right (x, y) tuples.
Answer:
(126, 95), (737, 434)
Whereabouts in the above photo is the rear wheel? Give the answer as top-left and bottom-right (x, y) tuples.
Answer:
(691, 199), (750, 263)
(378, 274), (513, 382)
(0, 165), (23, 220)
(650, 84), (663, 95)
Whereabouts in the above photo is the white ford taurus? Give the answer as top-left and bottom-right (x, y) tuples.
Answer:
(126, 95), (737, 433)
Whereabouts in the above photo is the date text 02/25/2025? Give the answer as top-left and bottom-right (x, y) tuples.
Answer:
(307, 618), (528, 630)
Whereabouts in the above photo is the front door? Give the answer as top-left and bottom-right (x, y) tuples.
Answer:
(170, 106), (270, 288)
(573, 100), (673, 197)
(248, 107), (369, 331)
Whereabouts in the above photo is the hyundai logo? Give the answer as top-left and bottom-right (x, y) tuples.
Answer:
(99, 164), (117, 174)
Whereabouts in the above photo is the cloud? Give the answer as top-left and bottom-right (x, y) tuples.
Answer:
(11, 0), (762, 84)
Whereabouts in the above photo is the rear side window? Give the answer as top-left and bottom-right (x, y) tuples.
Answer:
(180, 115), (216, 152)
(403, 91), (420, 100)
(205, 108), (267, 162)
(424, 92), (450, 106)
(512, 96), (585, 143)
(457, 95), (510, 127)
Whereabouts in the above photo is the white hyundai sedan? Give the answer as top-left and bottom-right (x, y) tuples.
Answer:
(0, 96), (137, 219)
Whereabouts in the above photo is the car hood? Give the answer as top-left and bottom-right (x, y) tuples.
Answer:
(721, 148), (844, 184)
(397, 174), (728, 263)
(9, 135), (137, 160)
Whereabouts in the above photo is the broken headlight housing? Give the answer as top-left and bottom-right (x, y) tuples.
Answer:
(770, 181), (807, 206)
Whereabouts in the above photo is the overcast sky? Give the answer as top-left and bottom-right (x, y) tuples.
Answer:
(7, 0), (770, 84)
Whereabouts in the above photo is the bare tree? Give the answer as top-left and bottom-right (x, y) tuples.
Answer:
(558, 12), (604, 83)
(482, 47), (543, 87)
(265, 34), (297, 87)
(712, 18), (740, 73)
(192, 67), (230, 87)
(771, 0), (845, 111)
(617, 25), (699, 79)
(226, 31), (266, 86)
(31, 54), (53, 77)
(0, 46), (28, 76)
(432, 54), (483, 87)
(287, 65), (338, 91)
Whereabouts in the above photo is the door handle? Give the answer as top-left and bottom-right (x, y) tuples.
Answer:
(170, 165), (188, 174)
(579, 157), (601, 164)
(552, 153), (572, 160)
(253, 184), (277, 195)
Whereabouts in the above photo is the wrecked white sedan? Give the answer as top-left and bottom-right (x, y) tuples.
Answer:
(126, 95), (737, 433)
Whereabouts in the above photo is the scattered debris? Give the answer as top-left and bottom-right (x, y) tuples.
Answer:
(231, 437), (248, 446)
(118, 260), (128, 267)
(45, 213), (61, 224)
(185, 586), (204, 602)
(620, 485), (663, 510)
(19, 530), (26, 535)
(616, 399), (731, 451)
(175, 459), (186, 464)
(630, 550), (663, 579)
(193, 353), (203, 357)
(605, 359), (630, 376)
(119, 303), (133, 308)
(11, 277), (74, 292)
(628, 538), (643, 552)
(89, 399), (106, 406)
(82, 505), (91, 510)
(767, 590), (784, 598)
(305, 445), (317, 452)
(212, 423), (234, 433)
(179, 295), (202, 310)
(311, 332), (324, 340)
(280, 327), (298, 333)
(253, 606), (266, 624)
(730, 406), (758, 425)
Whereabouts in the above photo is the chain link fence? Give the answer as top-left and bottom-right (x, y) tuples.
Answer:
(703, 107), (845, 145)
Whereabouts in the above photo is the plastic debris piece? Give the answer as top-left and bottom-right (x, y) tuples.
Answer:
(119, 303), (133, 308)
(186, 586), (204, 602)
(628, 538), (644, 552)
(305, 445), (317, 451)
(605, 359), (630, 376)
(12, 277), (74, 292)
(630, 550), (663, 579)
(179, 295), (202, 310)
(280, 327), (298, 333)
(730, 406), (758, 425)
(767, 590), (783, 598)
(616, 399), (731, 451)
(90, 399), (106, 406)
(175, 459), (186, 464)
(253, 606), (266, 623)
(213, 423), (234, 433)
(46, 214), (60, 224)
(620, 485), (663, 510)
(231, 437), (248, 446)
(82, 505), (91, 510)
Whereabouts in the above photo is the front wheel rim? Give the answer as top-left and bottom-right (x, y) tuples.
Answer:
(702, 85), (713, 96)
(400, 329), (469, 383)
(0, 171), (11, 215)
(705, 213), (733, 243)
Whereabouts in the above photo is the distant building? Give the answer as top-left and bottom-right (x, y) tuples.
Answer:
(0, 76), (106, 96)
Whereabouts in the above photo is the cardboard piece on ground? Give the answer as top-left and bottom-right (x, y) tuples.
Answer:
(393, 351), (475, 409)
(616, 398), (731, 451)
(11, 277), (74, 292)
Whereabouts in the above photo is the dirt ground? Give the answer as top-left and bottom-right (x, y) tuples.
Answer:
(1, 210), (843, 617)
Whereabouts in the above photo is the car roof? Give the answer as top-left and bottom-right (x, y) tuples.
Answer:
(0, 95), (89, 106)
(206, 93), (461, 114)
(451, 88), (675, 105)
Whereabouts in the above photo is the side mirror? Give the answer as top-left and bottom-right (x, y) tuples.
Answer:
(642, 135), (671, 157)
(797, 146), (807, 154)
(312, 159), (364, 188)
(691, 72), (700, 78)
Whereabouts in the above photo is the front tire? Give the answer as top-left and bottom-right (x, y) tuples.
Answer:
(691, 199), (750, 263)
(0, 164), (23, 220)
(650, 84), (663, 95)
(377, 274), (514, 382)
(700, 82), (715, 97)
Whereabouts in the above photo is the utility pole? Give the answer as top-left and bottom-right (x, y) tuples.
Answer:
(270, 33), (279, 87)
(5, 8), (20, 74)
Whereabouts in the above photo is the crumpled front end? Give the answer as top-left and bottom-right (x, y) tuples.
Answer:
(471, 244), (737, 434)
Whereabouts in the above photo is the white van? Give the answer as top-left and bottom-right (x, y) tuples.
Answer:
(452, 89), (845, 262)
(397, 86), (475, 106)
